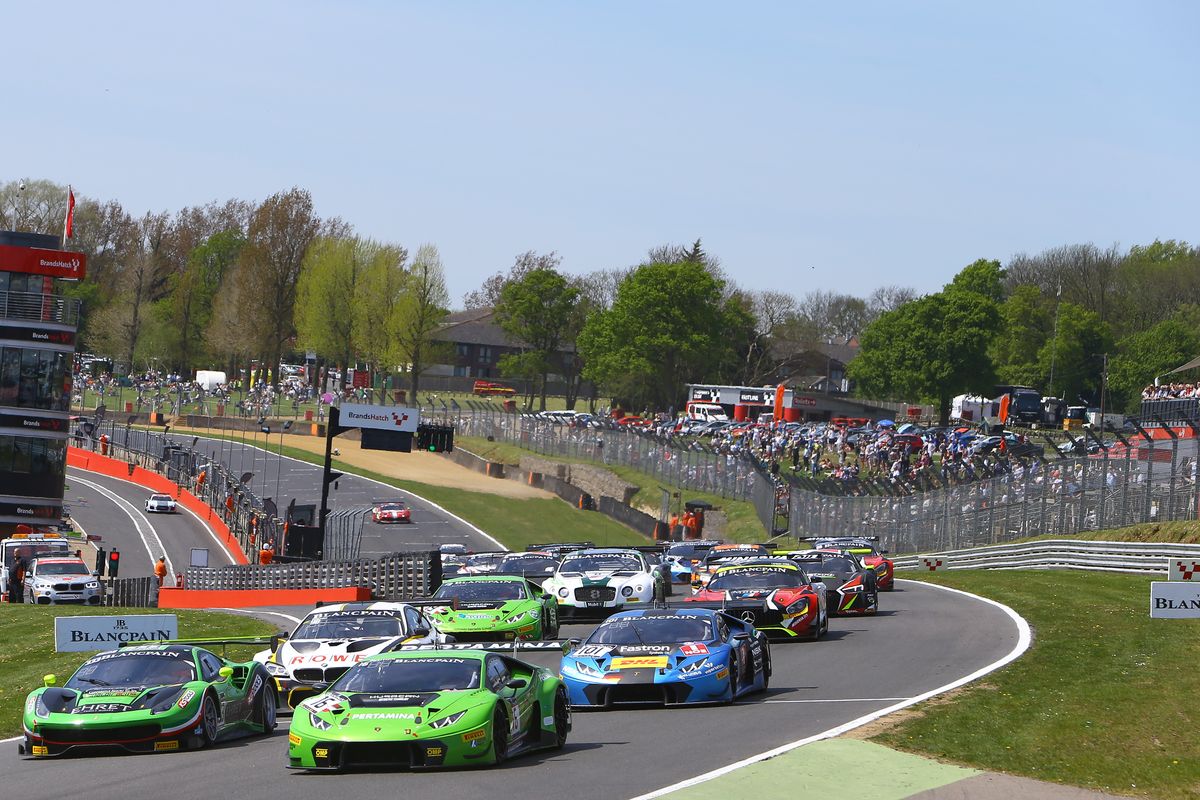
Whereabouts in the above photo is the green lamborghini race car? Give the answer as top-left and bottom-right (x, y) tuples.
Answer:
(287, 644), (570, 770)
(21, 643), (276, 757)
(427, 575), (559, 641)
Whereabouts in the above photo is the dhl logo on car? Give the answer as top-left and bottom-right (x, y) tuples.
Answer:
(611, 656), (668, 669)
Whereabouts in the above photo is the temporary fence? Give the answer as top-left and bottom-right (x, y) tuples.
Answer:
(185, 552), (441, 598)
(791, 433), (1200, 555)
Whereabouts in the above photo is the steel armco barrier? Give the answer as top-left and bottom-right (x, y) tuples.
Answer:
(185, 551), (441, 598)
(894, 539), (1200, 575)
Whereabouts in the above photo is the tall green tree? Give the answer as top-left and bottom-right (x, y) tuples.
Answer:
(295, 236), (363, 374)
(577, 260), (743, 411)
(990, 284), (1054, 389)
(1036, 303), (1112, 404)
(495, 267), (580, 410)
(162, 229), (245, 371)
(1107, 307), (1200, 412)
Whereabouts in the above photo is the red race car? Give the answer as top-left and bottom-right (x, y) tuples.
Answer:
(371, 501), (412, 523)
(802, 536), (894, 591)
(686, 560), (828, 640)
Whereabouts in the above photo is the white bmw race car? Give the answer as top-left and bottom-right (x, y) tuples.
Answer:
(253, 601), (447, 710)
(542, 548), (667, 620)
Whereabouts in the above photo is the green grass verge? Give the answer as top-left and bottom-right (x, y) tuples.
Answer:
(877, 571), (1199, 798)
(166, 430), (649, 551)
(0, 606), (276, 737)
(1015, 519), (1200, 545)
(455, 434), (768, 543)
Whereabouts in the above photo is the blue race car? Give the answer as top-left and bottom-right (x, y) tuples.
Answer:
(560, 608), (770, 707)
(663, 541), (721, 584)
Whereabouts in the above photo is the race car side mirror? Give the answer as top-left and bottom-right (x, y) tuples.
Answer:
(881, 549), (890, 554)
(567, 638), (581, 650)
(809, 577), (824, 583)
(731, 633), (751, 642)
(218, 666), (234, 682)
(506, 678), (528, 690)
(43, 674), (57, 687)
(410, 627), (431, 638)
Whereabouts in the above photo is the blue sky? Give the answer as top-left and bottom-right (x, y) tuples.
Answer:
(6, 1), (1197, 305)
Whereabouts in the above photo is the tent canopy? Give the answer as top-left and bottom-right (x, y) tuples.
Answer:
(1167, 354), (1200, 375)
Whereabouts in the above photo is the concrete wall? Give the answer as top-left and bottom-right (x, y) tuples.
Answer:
(518, 456), (638, 505)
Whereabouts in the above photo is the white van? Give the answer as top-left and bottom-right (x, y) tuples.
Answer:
(685, 401), (729, 423)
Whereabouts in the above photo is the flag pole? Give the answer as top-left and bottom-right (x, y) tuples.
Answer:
(61, 184), (74, 248)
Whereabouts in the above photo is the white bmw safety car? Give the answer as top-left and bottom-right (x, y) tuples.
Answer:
(253, 601), (447, 711)
(542, 548), (667, 620)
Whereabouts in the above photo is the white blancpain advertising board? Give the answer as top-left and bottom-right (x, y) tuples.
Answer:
(339, 403), (420, 433)
(1149, 582), (1200, 618)
(55, 614), (179, 652)
(1167, 559), (1200, 581)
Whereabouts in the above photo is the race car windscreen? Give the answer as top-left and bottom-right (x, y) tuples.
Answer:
(666, 543), (713, 560)
(497, 555), (558, 574)
(67, 654), (196, 689)
(150, 494), (173, 502)
(435, 581), (526, 601)
(813, 556), (859, 578)
(292, 613), (406, 640)
(709, 569), (805, 590)
(464, 553), (506, 567)
(35, 561), (90, 576)
(332, 658), (482, 693)
(587, 615), (713, 645)
(560, 554), (643, 575)
(378, 503), (406, 511)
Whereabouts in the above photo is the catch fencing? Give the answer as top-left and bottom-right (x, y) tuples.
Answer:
(106, 576), (157, 608)
(185, 552), (441, 598)
(792, 433), (1200, 554)
(323, 506), (370, 561)
(894, 539), (1200, 575)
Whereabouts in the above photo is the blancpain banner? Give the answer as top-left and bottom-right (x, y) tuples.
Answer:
(339, 403), (420, 433)
(1150, 582), (1200, 618)
(55, 615), (179, 652)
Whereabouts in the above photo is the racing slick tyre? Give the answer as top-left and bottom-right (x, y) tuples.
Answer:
(760, 649), (771, 693)
(491, 706), (510, 765)
(812, 609), (828, 641)
(552, 689), (570, 750)
(725, 655), (739, 704)
(198, 693), (220, 748)
(257, 676), (277, 733)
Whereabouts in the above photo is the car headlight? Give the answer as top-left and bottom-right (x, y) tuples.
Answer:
(34, 694), (51, 718)
(570, 660), (604, 678)
(308, 710), (332, 731)
(85, 581), (100, 590)
(557, 587), (569, 598)
(264, 661), (289, 677)
(679, 657), (709, 675)
(784, 599), (809, 615)
(428, 711), (467, 729)
(150, 686), (187, 713)
(621, 586), (634, 597)
(843, 584), (863, 593)
(503, 612), (528, 625)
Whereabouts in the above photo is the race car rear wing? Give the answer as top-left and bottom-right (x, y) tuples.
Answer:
(391, 640), (574, 654)
(662, 599), (782, 627)
(797, 536), (880, 543)
(118, 636), (279, 658)
(528, 542), (595, 552)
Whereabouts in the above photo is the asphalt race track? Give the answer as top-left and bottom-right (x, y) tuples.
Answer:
(64, 469), (236, 584)
(2, 581), (1022, 800)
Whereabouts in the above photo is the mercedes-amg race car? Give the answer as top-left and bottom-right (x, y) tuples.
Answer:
(686, 560), (828, 640)
(21, 643), (275, 757)
(287, 644), (570, 770)
(371, 501), (411, 523)
(802, 536), (894, 590)
(560, 607), (770, 707)
(145, 493), (177, 513)
(542, 548), (667, 620)
(787, 550), (878, 616)
(255, 602), (444, 710)
(427, 575), (559, 641)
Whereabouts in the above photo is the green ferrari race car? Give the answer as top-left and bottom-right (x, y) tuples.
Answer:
(287, 643), (570, 770)
(21, 642), (276, 757)
(427, 575), (559, 641)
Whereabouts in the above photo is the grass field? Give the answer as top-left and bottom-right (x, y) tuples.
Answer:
(0, 606), (276, 737)
(170, 432), (650, 551)
(878, 570), (1199, 799)
(455, 434), (769, 543)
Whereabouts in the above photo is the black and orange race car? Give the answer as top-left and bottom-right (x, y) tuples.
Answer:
(785, 550), (878, 616)
(801, 536), (894, 591)
(685, 560), (828, 640)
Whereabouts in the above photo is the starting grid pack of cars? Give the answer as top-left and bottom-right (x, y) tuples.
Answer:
(19, 537), (894, 771)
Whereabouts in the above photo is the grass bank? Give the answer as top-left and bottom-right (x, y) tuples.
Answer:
(878, 570), (1198, 798)
(1019, 519), (1200, 545)
(456, 434), (768, 543)
(0, 606), (275, 737)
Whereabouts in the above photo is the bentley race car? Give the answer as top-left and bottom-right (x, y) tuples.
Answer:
(22, 643), (275, 757)
(560, 607), (771, 707)
(255, 602), (445, 710)
(687, 560), (828, 640)
(542, 548), (668, 619)
(427, 575), (560, 641)
(287, 643), (570, 770)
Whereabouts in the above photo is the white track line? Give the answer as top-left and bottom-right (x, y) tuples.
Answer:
(740, 697), (911, 704)
(68, 472), (175, 583)
(184, 433), (507, 550)
(628, 578), (1033, 800)
(213, 608), (302, 625)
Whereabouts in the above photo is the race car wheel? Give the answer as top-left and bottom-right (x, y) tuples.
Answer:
(199, 694), (220, 747)
(491, 706), (510, 765)
(552, 689), (570, 750)
(258, 678), (277, 733)
(725, 656), (739, 704)
(760, 649), (771, 692)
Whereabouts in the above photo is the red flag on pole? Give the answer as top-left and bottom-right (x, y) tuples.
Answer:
(64, 185), (75, 240)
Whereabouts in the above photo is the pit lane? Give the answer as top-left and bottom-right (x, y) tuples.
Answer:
(2, 580), (1021, 800)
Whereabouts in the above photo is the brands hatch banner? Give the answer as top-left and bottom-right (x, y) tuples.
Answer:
(55, 615), (178, 652)
(339, 403), (420, 433)
(1149, 582), (1200, 618)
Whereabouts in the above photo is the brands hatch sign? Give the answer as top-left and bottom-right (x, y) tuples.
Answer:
(54, 615), (178, 652)
(339, 403), (420, 433)
(0, 244), (87, 280)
